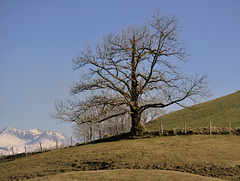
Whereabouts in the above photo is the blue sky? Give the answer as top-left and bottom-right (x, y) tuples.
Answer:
(1, 0), (240, 138)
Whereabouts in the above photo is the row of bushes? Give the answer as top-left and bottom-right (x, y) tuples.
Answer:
(74, 127), (240, 146)
(143, 127), (240, 137)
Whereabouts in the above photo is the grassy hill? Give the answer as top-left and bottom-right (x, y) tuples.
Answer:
(0, 135), (240, 180)
(0, 91), (240, 180)
(146, 91), (240, 131)
(29, 169), (223, 181)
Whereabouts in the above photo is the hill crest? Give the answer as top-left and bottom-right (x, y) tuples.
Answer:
(146, 91), (240, 131)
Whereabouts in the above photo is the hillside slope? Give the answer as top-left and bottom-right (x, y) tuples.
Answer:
(146, 91), (240, 131)
(30, 169), (223, 181)
(0, 135), (240, 180)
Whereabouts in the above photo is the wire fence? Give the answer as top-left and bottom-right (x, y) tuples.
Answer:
(0, 137), (74, 157)
(1, 120), (239, 158)
(150, 120), (240, 136)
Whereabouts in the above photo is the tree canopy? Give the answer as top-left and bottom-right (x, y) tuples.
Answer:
(51, 10), (210, 136)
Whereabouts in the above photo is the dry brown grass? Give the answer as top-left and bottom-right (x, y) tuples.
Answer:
(29, 169), (223, 181)
(0, 135), (239, 180)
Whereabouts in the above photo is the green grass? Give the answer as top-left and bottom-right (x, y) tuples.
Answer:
(146, 91), (240, 131)
(0, 135), (240, 180)
(29, 169), (223, 181)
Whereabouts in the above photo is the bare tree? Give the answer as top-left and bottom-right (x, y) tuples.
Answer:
(73, 112), (131, 142)
(141, 108), (166, 125)
(51, 10), (210, 136)
(101, 114), (131, 136)
(73, 122), (95, 142)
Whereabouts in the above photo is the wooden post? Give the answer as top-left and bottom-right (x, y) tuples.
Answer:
(39, 143), (43, 152)
(84, 137), (86, 145)
(121, 118), (124, 133)
(92, 127), (95, 142)
(99, 124), (102, 139)
(229, 121), (231, 134)
(160, 123), (163, 135)
(102, 127), (105, 138)
(56, 141), (58, 150)
(184, 122), (187, 135)
(12, 147), (14, 155)
(116, 125), (118, 136)
(71, 137), (73, 147)
(24, 146), (27, 155)
(209, 121), (212, 135)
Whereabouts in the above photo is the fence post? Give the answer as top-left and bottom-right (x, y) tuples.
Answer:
(160, 123), (163, 135)
(12, 147), (14, 155)
(102, 127), (105, 138)
(116, 125), (118, 136)
(56, 141), (58, 150)
(71, 137), (73, 147)
(98, 123), (102, 139)
(121, 118), (124, 133)
(84, 137), (86, 145)
(24, 146), (27, 155)
(39, 143), (43, 152)
(131, 126), (134, 137)
(229, 121), (231, 134)
(209, 121), (212, 135)
(184, 122), (187, 135)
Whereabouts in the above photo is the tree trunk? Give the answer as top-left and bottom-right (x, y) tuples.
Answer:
(131, 108), (145, 136)
(130, 37), (144, 136)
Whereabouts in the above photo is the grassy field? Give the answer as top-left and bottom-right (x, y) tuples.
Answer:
(0, 135), (240, 180)
(29, 169), (223, 181)
(146, 91), (240, 131)
(1, 92), (240, 180)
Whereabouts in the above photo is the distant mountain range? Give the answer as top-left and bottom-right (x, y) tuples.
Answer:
(0, 127), (73, 155)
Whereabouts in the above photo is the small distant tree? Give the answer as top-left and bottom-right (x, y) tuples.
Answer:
(73, 122), (96, 142)
(101, 113), (131, 136)
(51, 10), (210, 136)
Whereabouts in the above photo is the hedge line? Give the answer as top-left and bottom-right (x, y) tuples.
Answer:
(143, 127), (240, 137)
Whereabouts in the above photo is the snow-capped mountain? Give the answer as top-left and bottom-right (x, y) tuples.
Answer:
(0, 127), (42, 142)
(26, 131), (71, 145)
(0, 127), (73, 155)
